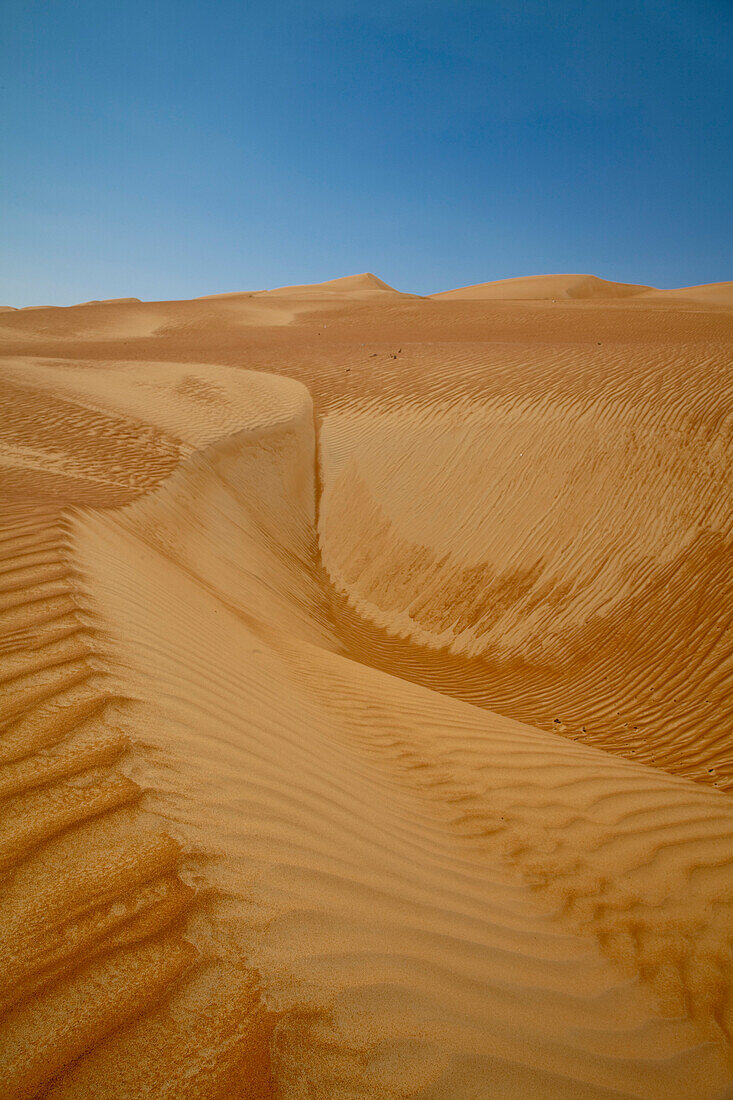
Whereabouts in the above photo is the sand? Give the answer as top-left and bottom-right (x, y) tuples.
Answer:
(431, 273), (733, 304)
(0, 274), (732, 1098)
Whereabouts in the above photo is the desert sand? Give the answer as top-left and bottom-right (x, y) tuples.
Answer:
(0, 272), (732, 1098)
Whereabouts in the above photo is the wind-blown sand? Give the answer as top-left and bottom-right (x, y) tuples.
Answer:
(0, 274), (732, 1098)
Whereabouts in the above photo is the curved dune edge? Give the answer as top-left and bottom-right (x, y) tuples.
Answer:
(0, 278), (731, 1100)
(317, 334), (733, 790)
(1, 367), (730, 1097)
(0, 499), (274, 1100)
(0, 367), (312, 1098)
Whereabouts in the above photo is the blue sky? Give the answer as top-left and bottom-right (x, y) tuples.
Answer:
(2, 0), (732, 304)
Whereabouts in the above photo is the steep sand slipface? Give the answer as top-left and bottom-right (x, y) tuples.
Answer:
(319, 343), (733, 788)
(0, 279), (732, 1096)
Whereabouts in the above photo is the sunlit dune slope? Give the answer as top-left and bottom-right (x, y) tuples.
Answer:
(197, 272), (407, 303)
(318, 341), (733, 788)
(255, 271), (406, 296)
(645, 282), (733, 307)
(1, 276), (732, 1097)
(430, 273), (733, 307)
(431, 273), (654, 300)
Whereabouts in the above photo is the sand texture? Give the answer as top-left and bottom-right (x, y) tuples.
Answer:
(0, 275), (732, 1098)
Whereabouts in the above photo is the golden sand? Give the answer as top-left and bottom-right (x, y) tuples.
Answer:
(0, 273), (732, 1097)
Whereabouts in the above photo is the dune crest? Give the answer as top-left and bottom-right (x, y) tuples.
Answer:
(432, 273), (733, 306)
(645, 281), (733, 307)
(256, 271), (405, 297)
(432, 273), (653, 300)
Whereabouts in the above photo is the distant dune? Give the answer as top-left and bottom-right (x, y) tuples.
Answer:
(6, 272), (730, 312)
(432, 272), (733, 305)
(431, 272), (653, 300)
(77, 296), (143, 306)
(255, 271), (408, 297)
(0, 274), (732, 1097)
(196, 273), (402, 301)
(645, 280), (733, 307)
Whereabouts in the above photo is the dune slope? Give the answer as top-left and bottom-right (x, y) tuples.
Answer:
(318, 340), (733, 789)
(0, 278), (732, 1097)
(431, 273), (653, 300)
(430, 274), (733, 306)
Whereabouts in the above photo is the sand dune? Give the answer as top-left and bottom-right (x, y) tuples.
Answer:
(431, 273), (733, 307)
(79, 298), (143, 306)
(1, 276), (732, 1097)
(255, 272), (405, 297)
(431, 273), (654, 300)
(645, 282), (733, 307)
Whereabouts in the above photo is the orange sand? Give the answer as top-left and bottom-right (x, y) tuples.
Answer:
(1, 273), (732, 1098)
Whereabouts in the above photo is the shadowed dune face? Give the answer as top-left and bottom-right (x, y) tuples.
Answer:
(1, 280), (732, 1097)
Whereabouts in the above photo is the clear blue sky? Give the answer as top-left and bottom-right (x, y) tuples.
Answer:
(2, 0), (732, 305)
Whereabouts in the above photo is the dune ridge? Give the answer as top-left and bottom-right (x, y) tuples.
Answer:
(431, 273), (733, 305)
(0, 484), (276, 1098)
(255, 272), (403, 296)
(431, 273), (654, 300)
(1, 281), (732, 1096)
(2, 270), (726, 319)
(67, 390), (733, 1095)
